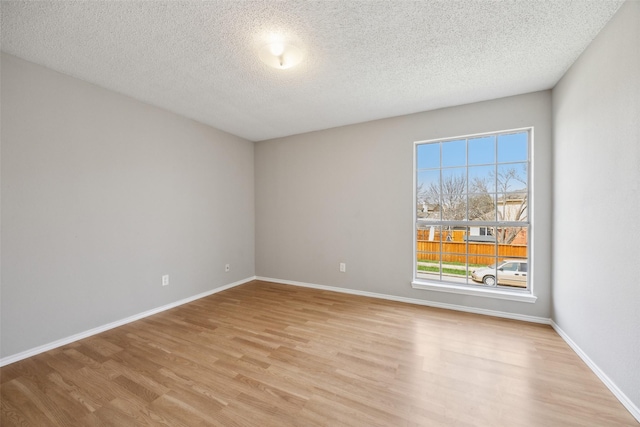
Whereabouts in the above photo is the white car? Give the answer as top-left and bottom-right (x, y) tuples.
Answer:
(471, 260), (528, 287)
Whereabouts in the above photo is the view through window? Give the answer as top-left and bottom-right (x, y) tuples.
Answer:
(414, 129), (530, 290)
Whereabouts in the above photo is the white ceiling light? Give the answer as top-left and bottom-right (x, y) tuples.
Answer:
(259, 42), (303, 70)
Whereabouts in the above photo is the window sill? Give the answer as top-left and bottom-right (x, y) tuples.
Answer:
(411, 280), (537, 303)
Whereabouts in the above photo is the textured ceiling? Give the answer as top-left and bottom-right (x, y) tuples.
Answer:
(1, 1), (624, 141)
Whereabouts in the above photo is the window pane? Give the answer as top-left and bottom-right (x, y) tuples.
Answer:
(416, 227), (441, 276)
(416, 225), (440, 244)
(416, 252), (443, 281)
(440, 167), (466, 220)
(417, 143), (440, 169)
(497, 194), (527, 222)
(468, 228), (497, 264)
(442, 139), (466, 167)
(498, 132), (528, 163)
(468, 165), (495, 193)
(417, 169), (440, 195)
(497, 163), (527, 193)
(468, 136), (495, 165)
(498, 227), (528, 288)
(442, 196), (466, 220)
(469, 193), (496, 221)
(417, 172), (440, 221)
(441, 245), (469, 285)
(497, 226), (528, 249)
(441, 168), (466, 194)
(497, 257), (528, 288)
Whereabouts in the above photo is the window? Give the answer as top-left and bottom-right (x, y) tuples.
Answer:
(413, 128), (532, 300)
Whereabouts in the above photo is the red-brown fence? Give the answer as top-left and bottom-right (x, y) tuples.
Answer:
(416, 240), (527, 265)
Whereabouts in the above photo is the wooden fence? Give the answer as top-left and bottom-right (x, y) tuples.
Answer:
(416, 240), (527, 265)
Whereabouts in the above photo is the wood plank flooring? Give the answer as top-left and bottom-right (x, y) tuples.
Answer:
(1, 280), (637, 426)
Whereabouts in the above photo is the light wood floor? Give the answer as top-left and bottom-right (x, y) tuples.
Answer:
(1, 280), (637, 426)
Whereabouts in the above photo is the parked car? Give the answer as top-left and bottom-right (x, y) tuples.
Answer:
(471, 260), (528, 287)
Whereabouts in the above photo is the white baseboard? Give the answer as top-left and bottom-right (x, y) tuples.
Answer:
(551, 321), (640, 423)
(255, 276), (551, 325)
(0, 276), (257, 367)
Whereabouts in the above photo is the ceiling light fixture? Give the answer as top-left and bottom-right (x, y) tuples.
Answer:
(259, 42), (303, 70)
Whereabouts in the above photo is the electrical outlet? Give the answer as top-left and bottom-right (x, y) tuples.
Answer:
(339, 263), (346, 273)
(162, 275), (169, 286)
(225, 264), (230, 272)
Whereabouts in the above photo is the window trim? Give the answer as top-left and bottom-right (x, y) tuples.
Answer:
(412, 127), (536, 302)
(411, 280), (537, 303)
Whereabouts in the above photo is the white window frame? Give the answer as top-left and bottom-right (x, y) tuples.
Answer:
(412, 127), (537, 303)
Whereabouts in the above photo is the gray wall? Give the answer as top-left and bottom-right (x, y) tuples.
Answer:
(255, 91), (552, 319)
(0, 53), (255, 358)
(552, 0), (639, 410)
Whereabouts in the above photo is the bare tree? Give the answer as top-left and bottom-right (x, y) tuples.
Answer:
(469, 177), (494, 220)
(495, 166), (527, 244)
(419, 173), (466, 220)
(418, 166), (528, 244)
(419, 173), (495, 221)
